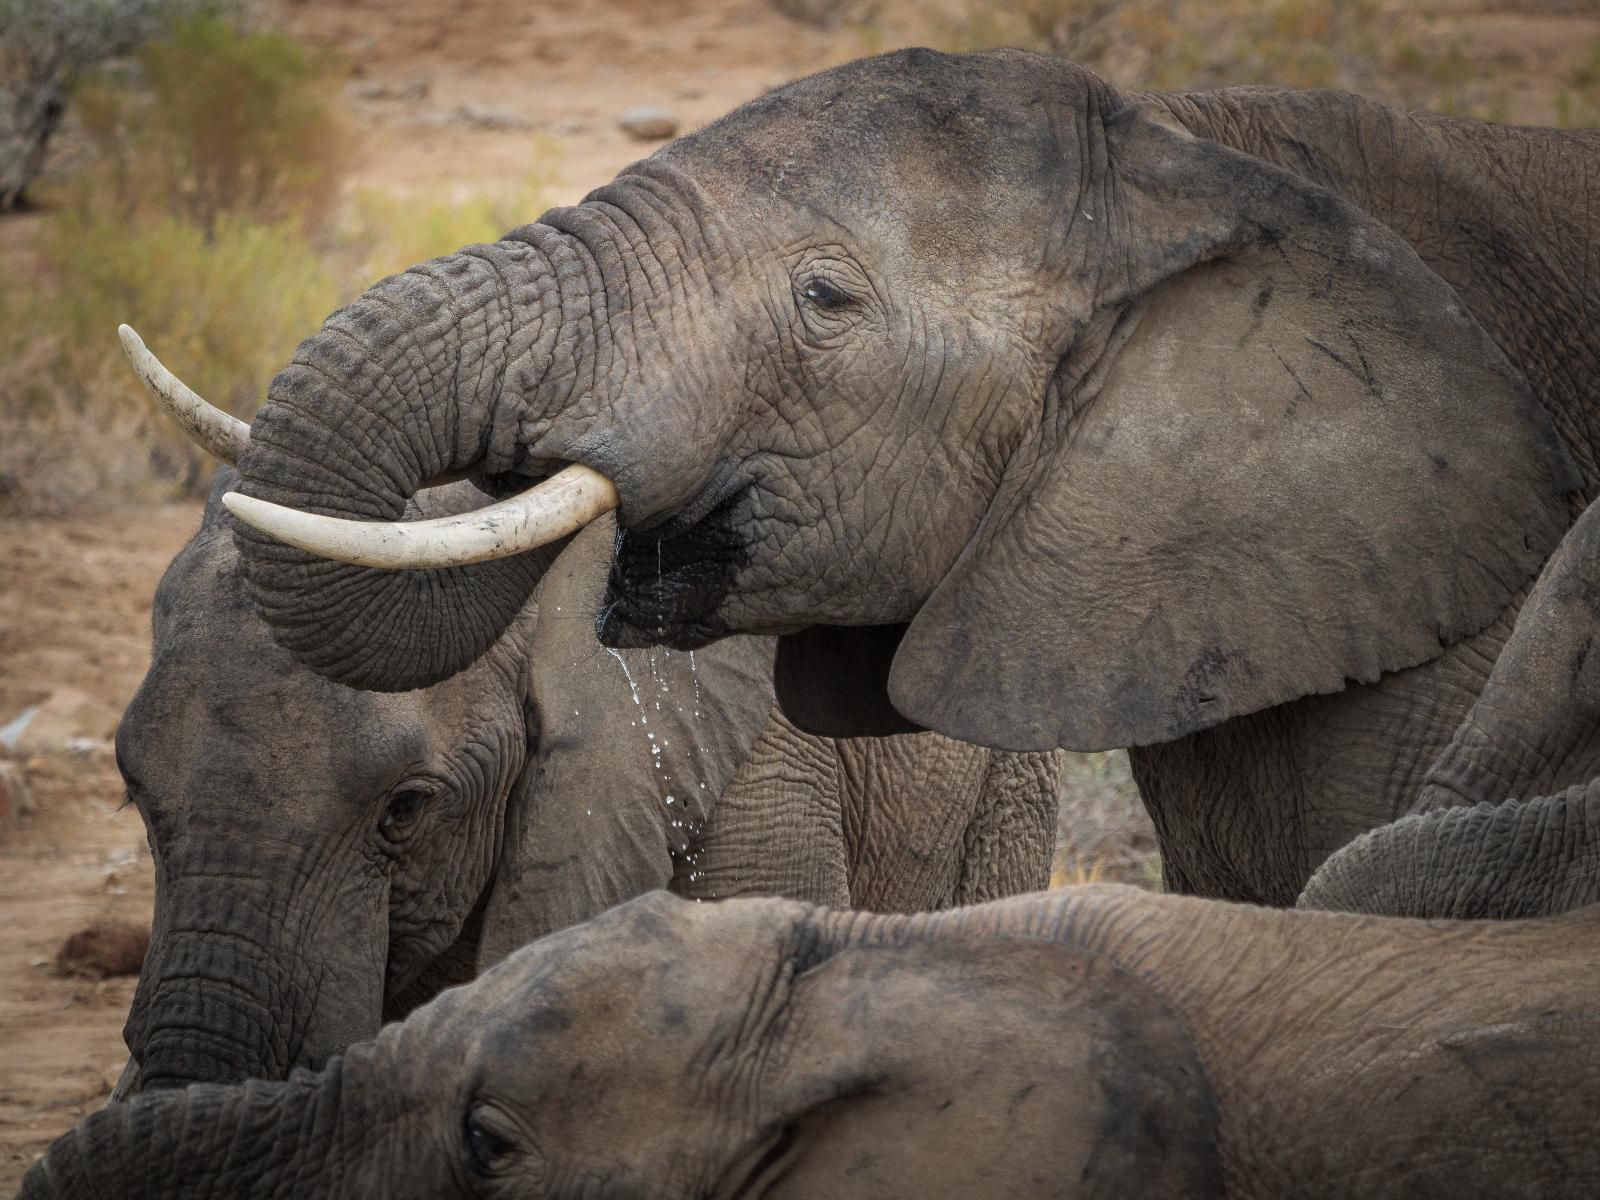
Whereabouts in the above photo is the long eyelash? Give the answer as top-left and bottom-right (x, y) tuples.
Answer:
(116, 790), (135, 813)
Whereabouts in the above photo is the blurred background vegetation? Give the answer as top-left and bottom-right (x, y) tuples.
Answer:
(2, 0), (1597, 885)
(1, 2), (552, 513)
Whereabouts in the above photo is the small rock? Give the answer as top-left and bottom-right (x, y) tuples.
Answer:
(548, 118), (587, 137)
(55, 920), (150, 980)
(354, 75), (430, 103)
(1, 688), (120, 755)
(455, 103), (532, 131)
(618, 105), (678, 141)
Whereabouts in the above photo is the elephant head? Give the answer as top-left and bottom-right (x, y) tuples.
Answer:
(24, 892), (1221, 1199)
(112, 335), (775, 1092)
(26, 888), (1600, 1198)
(216, 49), (1577, 754)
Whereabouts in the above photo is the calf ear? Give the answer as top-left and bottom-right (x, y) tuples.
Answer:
(758, 937), (1221, 1198)
(477, 517), (777, 966)
(889, 108), (1578, 752)
(774, 625), (924, 738)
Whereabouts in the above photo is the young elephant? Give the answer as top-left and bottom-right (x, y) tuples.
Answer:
(112, 354), (1062, 1095)
(24, 887), (1600, 1199)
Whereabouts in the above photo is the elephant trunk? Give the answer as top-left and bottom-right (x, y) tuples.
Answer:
(1298, 779), (1600, 919)
(232, 228), (602, 692)
(125, 837), (387, 1092)
(19, 1059), (419, 1200)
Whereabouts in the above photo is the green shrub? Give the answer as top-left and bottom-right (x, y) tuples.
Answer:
(0, 17), (557, 516)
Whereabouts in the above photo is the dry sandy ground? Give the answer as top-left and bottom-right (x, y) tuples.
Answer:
(3, 0), (1599, 1187)
(0, 502), (199, 1186)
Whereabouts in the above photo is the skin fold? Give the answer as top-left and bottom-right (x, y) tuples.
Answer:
(22, 887), (1600, 1199)
(113, 470), (1061, 1094)
(1300, 493), (1600, 918)
(219, 48), (1599, 904)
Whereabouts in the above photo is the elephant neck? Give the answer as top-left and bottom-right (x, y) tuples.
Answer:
(1155, 86), (1600, 501)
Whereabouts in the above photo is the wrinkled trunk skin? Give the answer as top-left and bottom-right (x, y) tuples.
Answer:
(1416, 495), (1600, 814)
(1299, 781), (1600, 919)
(23, 1070), (345, 1199)
(233, 229), (602, 693)
(126, 833), (387, 1092)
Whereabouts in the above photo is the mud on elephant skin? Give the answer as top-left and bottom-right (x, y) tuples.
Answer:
(211, 48), (1600, 903)
(112, 463), (1061, 1095)
(26, 887), (1600, 1199)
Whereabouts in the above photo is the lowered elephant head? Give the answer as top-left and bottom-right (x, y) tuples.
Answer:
(27, 887), (1600, 1199)
(24, 891), (1221, 1200)
(112, 335), (775, 1093)
(219, 49), (1576, 752)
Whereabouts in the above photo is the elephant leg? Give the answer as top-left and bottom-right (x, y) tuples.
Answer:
(680, 707), (852, 908)
(950, 750), (1061, 905)
(1132, 600), (1517, 905)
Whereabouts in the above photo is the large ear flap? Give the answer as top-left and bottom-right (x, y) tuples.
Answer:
(476, 515), (778, 967)
(758, 937), (1220, 1198)
(773, 624), (923, 737)
(890, 106), (1579, 752)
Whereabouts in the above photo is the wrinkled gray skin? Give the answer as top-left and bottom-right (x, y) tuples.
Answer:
(1299, 785), (1600, 918)
(228, 48), (1598, 904)
(114, 469), (1060, 1093)
(25, 887), (1600, 1200)
(1301, 492), (1600, 918)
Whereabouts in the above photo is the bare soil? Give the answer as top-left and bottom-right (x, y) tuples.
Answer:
(0, 502), (199, 1185)
(2, 0), (1597, 1187)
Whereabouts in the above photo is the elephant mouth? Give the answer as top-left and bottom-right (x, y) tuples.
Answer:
(597, 482), (750, 650)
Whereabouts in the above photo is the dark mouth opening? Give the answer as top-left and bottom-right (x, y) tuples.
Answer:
(597, 480), (751, 650)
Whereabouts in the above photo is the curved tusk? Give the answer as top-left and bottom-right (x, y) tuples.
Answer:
(221, 464), (620, 569)
(119, 324), (251, 464)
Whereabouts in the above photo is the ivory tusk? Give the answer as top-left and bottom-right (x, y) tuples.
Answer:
(221, 464), (620, 569)
(118, 324), (251, 463)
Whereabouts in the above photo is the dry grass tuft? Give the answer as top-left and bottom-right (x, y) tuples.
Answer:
(1052, 750), (1161, 889)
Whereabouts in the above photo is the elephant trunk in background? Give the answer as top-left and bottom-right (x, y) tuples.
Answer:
(1299, 781), (1600, 919)
(231, 226), (603, 693)
(19, 1063), (392, 1200)
(125, 832), (387, 1091)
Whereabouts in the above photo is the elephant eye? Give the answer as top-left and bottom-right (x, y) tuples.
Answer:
(800, 276), (852, 311)
(380, 788), (429, 840)
(463, 1108), (512, 1175)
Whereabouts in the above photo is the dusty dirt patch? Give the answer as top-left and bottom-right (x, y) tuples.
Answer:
(0, 503), (198, 1187)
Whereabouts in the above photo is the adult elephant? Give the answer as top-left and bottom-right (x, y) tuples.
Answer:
(23, 888), (1600, 1199)
(110, 337), (1063, 1093)
(218, 48), (1597, 903)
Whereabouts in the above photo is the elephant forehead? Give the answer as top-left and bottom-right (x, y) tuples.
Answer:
(658, 48), (1089, 259)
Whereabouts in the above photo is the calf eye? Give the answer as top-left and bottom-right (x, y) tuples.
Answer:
(800, 276), (852, 310)
(380, 789), (429, 839)
(464, 1109), (511, 1175)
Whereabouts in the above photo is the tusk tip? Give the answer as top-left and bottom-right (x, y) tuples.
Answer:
(220, 491), (276, 529)
(117, 324), (142, 355)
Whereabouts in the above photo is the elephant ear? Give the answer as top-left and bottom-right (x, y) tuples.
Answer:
(477, 516), (777, 967)
(759, 936), (1221, 1198)
(888, 106), (1579, 752)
